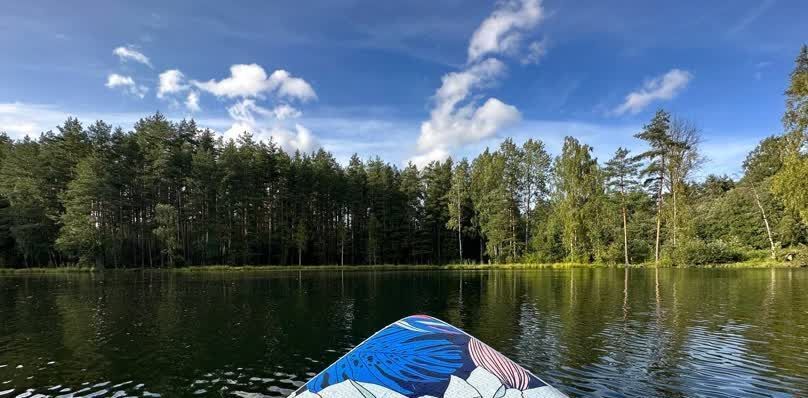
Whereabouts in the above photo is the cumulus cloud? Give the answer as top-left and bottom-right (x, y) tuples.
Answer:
(192, 64), (316, 101)
(223, 99), (317, 153)
(271, 104), (302, 120)
(192, 64), (317, 151)
(113, 46), (152, 68)
(227, 99), (301, 123)
(185, 91), (201, 112)
(224, 121), (318, 154)
(614, 69), (693, 115)
(467, 0), (544, 63)
(157, 69), (188, 99)
(156, 69), (200, 112)
(410, 147), (452, 168)
(269, 70), (318, 102)
(413, 0), (544, 164)
(105, 73), (148, 98)
(418, 59), (520, 152)
(418, 97), (520, 151)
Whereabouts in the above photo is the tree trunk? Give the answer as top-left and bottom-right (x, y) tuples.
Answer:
(458, 201), (463, 263)
(525, 186), (532, 249)
(479, 235), (484, 264)
(654, 159), (665, 265)
(622, 205), (629, 266)
(510, 208), (516, 260)
(752, 186), (777, 260)
(654, 208), (662, 264)
(672, 180), (677, 247)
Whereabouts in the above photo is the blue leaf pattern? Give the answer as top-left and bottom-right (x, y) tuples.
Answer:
(299, 315), (560, 398)
(307, 317), (465, 395)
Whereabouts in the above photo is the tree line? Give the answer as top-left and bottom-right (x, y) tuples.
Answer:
(0, 45), (806, 268)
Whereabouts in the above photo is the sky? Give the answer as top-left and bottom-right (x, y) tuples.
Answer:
(1, 0), (806, 177)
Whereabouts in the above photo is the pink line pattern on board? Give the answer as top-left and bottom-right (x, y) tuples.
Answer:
(468, 337), (531, 390)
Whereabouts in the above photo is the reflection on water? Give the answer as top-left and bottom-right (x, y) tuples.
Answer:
(0, 268), (806, 397)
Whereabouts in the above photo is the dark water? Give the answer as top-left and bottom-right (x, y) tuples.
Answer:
(1, 269), (806, 398)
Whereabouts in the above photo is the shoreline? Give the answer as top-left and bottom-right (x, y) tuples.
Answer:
(0, 260), (801, 274)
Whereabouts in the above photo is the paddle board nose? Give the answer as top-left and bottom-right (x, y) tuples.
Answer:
(290, 315), (568, 398)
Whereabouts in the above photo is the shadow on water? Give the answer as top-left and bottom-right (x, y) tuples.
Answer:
(0, 268), (806, 397)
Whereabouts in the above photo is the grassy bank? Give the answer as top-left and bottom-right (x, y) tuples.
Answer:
(0, 266), (99, 274)
(1, 258), (802, 274)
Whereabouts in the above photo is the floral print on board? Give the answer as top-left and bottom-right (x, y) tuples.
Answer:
(289, 315), (567, 398)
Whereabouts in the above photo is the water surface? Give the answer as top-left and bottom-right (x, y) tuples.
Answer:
(1, 268), (806, 397)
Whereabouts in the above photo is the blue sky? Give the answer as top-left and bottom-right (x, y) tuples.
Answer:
(1, 0), (806, 177)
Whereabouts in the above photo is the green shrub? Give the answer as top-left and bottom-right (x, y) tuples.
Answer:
(782, 245), (808, 266)
(671, 239), (746, 266)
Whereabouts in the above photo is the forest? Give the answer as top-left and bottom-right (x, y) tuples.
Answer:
(0, 45), (806, 269)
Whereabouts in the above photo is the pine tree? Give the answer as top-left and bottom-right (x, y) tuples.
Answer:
(446, 158), (471, 263)
(604, 148), (641, 265)
(423, 159), (452, 264)
(634, 109), (673, 264)
(499, 138), (523, 259)
(153, 203), (179, 266)
(0, 137), (54, 266)
(56, 154), (109, 266)
(520, 139), (551, 249)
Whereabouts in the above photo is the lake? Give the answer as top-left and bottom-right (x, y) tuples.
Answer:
(0, 268), (806, 397)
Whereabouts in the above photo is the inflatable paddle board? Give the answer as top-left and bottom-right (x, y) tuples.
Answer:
(290, 315), (567, 398)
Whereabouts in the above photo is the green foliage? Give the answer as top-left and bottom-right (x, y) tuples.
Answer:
(772, 154), (808, 223)
(56, 155), (108, 266)
(154, 203), (180, 266)
(554, 137), (606, 262)
(772, 44), (808, 225)
(471, 149), (512, 262)
(743, 136), (788, 184)
(783, 44), (808, 139)
(671, 239), (747, 266)
(1, 47), (808, 268)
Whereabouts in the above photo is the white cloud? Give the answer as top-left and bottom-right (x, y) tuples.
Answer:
(0, 102), (758, 178)
(223, 99), (318, 153)
(187, 64), (316, 150)
(614, 69), (693, 115)
(192, 64), (316, 101)
(226, 99), (300, 123)
(0, 103), (66, 137)
(418, 58), (518, 152)
(418, 96), (521, 151)
(224, 121), (318, 154)
(467, 0), (544, 63)
(157, 69), (188, 99)
(0, 102), (143, 139)
(522, 39), (548, 64)
(412, 0), (545, 163)
(105, 74), (135, 88)
(410, 147), (451, 168)
(185, 91), (201, 112)
(157, 69), (200, 112)
(105, 73), (148, 98)
(113, 46), (152, 68)
(194, 64), (268, 98)
(271, 104), (301, 120)
(414, 57), (520, 161)
(268, 70), (318, 102)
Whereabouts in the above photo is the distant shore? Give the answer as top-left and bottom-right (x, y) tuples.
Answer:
(0, 259), (802, 274)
